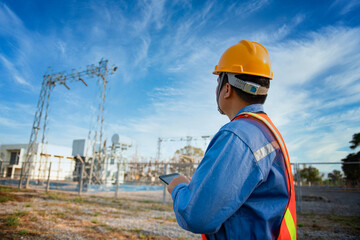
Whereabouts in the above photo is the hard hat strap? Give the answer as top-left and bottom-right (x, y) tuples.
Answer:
(227, 73), (268, 95)
(216, 73), (225, 115)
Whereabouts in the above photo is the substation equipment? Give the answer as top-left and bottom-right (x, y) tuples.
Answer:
(123, 135), (212, 183)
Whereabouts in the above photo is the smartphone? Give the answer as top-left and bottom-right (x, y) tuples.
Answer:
(159, 173), (180, 185)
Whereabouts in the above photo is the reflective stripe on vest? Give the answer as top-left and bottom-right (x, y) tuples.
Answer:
(234, 112), (297, 240)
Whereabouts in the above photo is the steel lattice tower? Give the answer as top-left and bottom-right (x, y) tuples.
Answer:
(19, 59), (116, 189)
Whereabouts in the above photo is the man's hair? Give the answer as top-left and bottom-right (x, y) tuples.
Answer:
(220, 73), (270, 104)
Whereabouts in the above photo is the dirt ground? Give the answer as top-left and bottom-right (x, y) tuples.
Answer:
(0, 185), (359, 240)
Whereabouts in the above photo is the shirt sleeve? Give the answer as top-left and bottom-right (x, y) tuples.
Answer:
(171, 130), (264, 234)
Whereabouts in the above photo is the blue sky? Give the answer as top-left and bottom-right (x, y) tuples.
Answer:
(0, 0), (360, 168)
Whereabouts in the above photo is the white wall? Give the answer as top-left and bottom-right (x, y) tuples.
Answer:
(0, 143), (75, 181)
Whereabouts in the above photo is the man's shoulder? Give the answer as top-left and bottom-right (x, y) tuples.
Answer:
(221, 117), (264, 136)
(219, 117), (275, 151)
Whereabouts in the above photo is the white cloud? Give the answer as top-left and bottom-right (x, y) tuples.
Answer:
(0, 116), (29, 128)
(270, 27), (360, 86)
(150, 0), (167, 30)
(233, 0), (270, 16)
(0, 117), (18, 128)
(0, 55), (32, 87)
(134, 37), (151, 67)
(14, 75), (31, 87)
(57, 41), (66, 55)
(0, 3), (23, 33)
(150, 87), (184, 97)
(0, 132), (28, 145)
(251, 14), (306, 44)
(331, 0), (360, 15)
(133, 0), (166, 32)
(288, 125), (359, 164)
(1, 0), (359, 169)
(265, 26), (360, 165)
(110, 72), (225, 158)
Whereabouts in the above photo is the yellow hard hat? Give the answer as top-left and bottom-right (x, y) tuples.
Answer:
(213, 40), (273, 79)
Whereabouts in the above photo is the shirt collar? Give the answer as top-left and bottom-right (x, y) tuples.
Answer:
(233, 104), (264, 120)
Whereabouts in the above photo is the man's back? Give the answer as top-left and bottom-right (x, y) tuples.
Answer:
(171, 105), (289, 239)
(168, 40), (296, 240)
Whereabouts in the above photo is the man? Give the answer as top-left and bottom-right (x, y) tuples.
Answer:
(167, 40), (296, 240)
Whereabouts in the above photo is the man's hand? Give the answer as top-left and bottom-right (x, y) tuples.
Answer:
(167, 175), (190, 194)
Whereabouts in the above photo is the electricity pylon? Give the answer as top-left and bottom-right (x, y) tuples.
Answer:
(20, 59), (117, 189)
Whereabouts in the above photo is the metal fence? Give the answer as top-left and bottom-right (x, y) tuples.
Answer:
(0, 160), (359, 216)
(0, 160), (198, 201)
(292, 162), (360, 216)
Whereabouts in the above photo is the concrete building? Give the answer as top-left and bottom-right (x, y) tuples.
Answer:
(0, 143), (75, 181)
(0, 135), (133, 185)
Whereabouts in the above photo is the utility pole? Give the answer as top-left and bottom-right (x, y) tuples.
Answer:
(156, 138), (162, 162)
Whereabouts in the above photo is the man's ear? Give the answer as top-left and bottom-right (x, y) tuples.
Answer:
(224, 83), (232, 98)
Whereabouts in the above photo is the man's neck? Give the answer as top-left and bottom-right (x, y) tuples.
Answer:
(226, 100), (249, 120)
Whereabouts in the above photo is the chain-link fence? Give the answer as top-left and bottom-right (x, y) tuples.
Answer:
(292, 162), (360, 216)
(0, 160), (198, 200)
(1, 160), (359, 215)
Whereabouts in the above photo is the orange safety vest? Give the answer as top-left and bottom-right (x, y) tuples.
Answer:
(202, 112), (296, 240)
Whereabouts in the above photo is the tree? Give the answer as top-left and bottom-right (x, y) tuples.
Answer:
(171, 145), (204, 177)
(342, 133), (360, 186)
(350, 133), (360, 150)
(299, 166), (324, 185)
(172, 145), (204, 163)
(327, 170), (343, 185)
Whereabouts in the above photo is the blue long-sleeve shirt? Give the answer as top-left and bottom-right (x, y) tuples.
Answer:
(171, 104), (289, 239)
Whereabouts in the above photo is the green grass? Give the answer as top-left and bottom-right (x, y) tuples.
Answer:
(74, 196), (84, 203)
(297, 223), (304, 227)
(93, 212), (101, 217)
(18, 229), (28, 235)
(166, 217), (177, 222)
(138, 199), (153, 204)
(0, 186), (18, 192)
(24, 202), (32, 207)
(91, 218), (99, 224)
(5, 216), (20, 227)
(0, 195), (15, 202)
(328, 215), (360, 231)
(55, 211), (66, 218)
(105, 226), (114, 231)
(14, 211), (28, 217)
(46, 192), (61, 200)
(90, 218), (108, 228)
(130, 227), (142, 233)
(39, 211), (46, 217)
